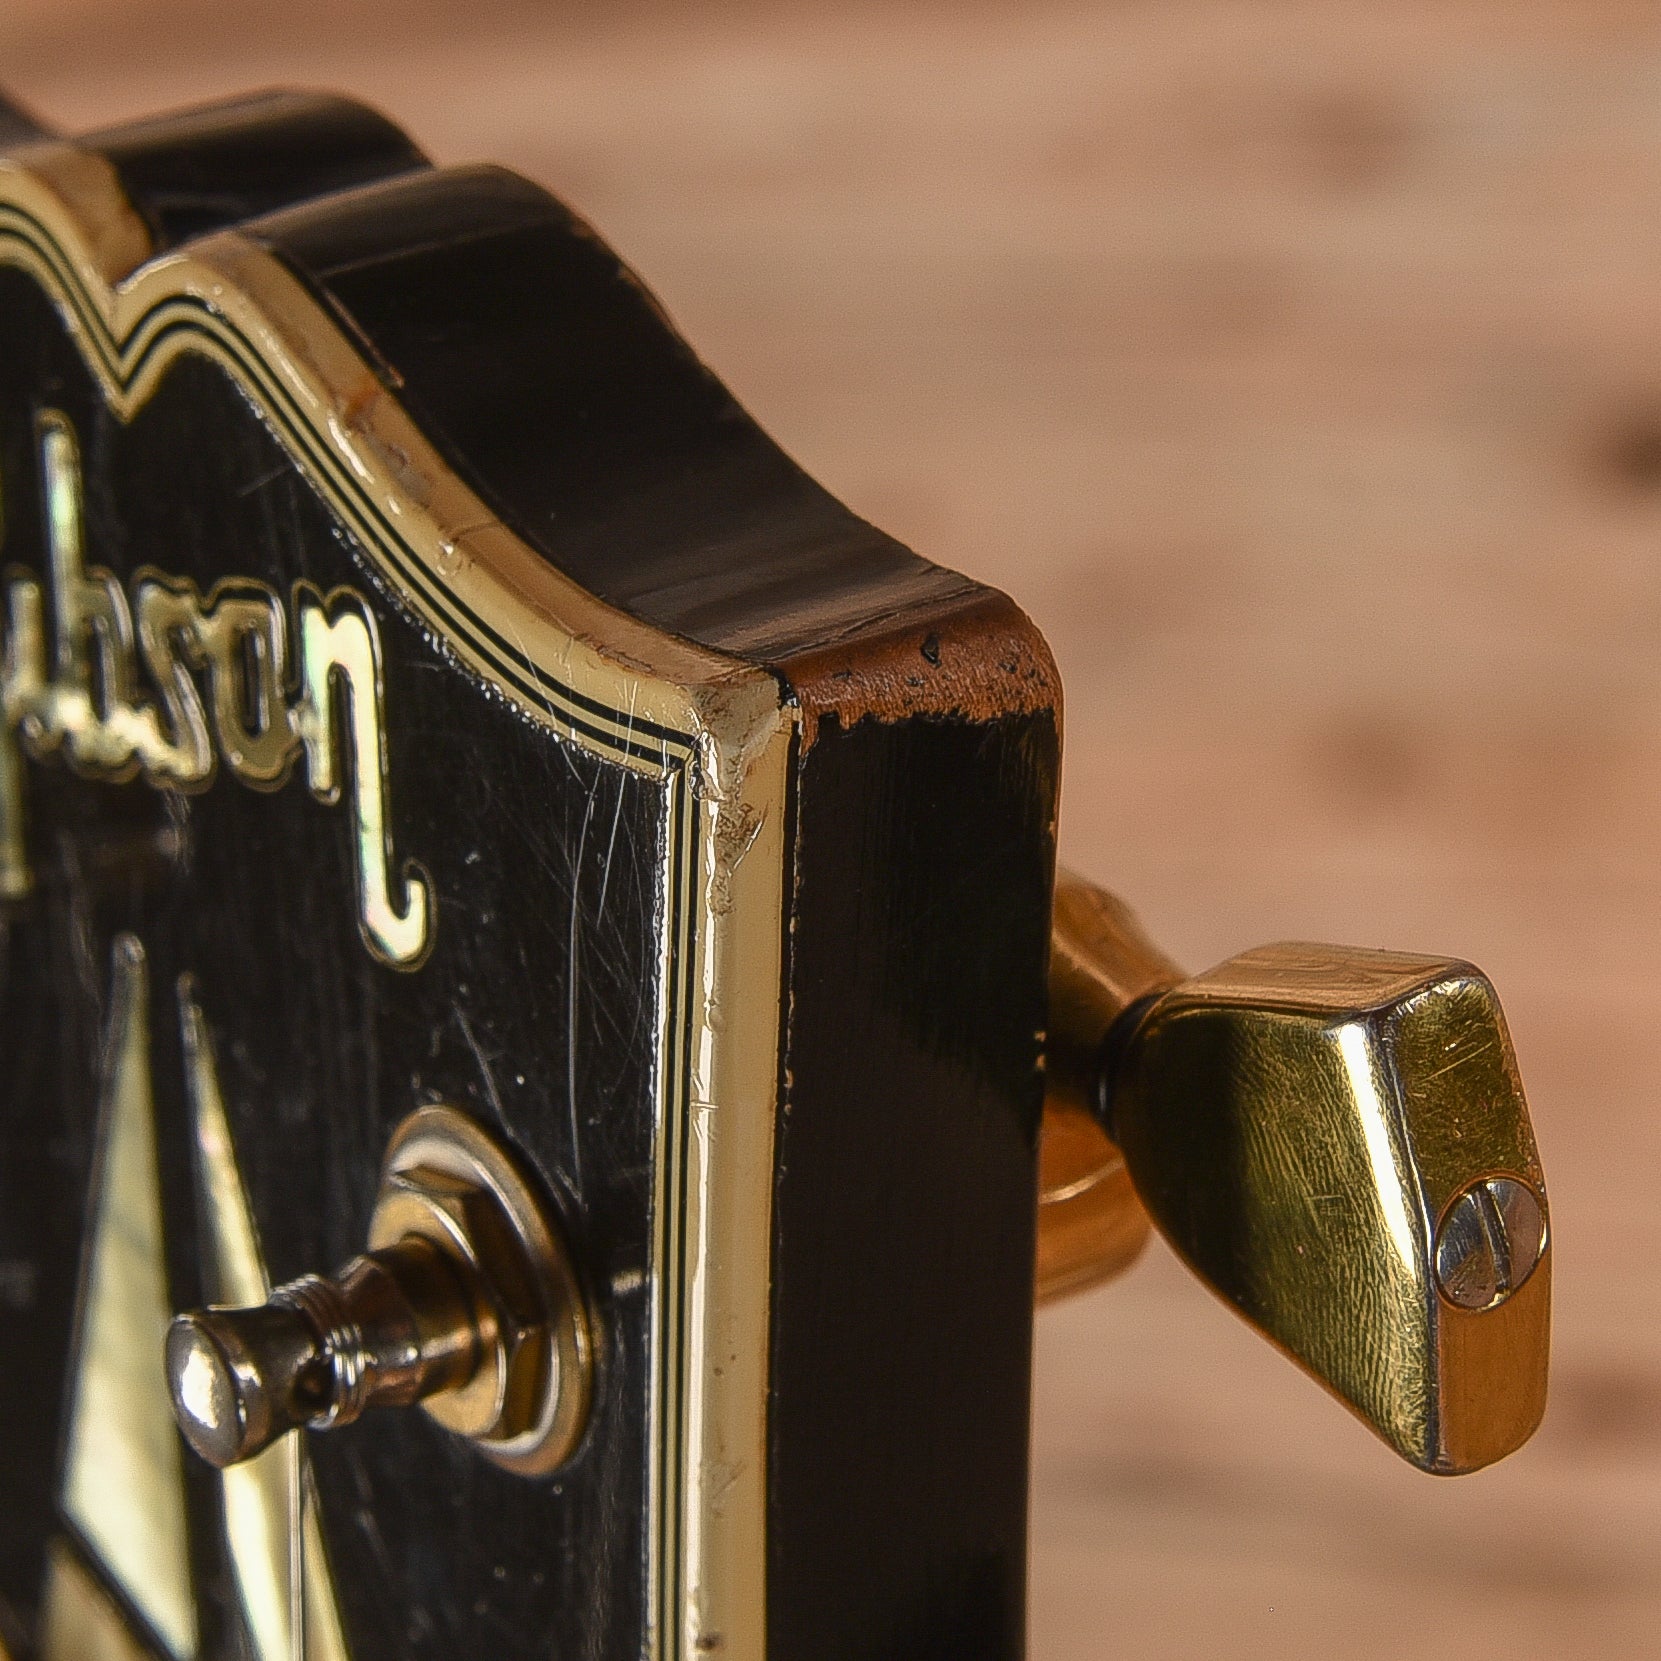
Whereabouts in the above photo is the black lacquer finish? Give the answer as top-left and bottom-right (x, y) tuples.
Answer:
(252, 164), (984, 661)
(0, 293), (659, 1659)
(98, 91), (428, 251)
(0, 91), (1059, 1660)
(770, 712), (1055, 1661)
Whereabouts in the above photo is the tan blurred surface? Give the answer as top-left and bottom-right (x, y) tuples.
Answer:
(6, 2), (1660, 1655)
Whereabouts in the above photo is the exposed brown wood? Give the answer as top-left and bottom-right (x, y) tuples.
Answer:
(784, 587), (1059, 747)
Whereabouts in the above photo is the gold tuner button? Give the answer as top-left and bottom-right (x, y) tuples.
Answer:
(166, 1104), (593, 1478)
(1039, 872), (1549, 1475)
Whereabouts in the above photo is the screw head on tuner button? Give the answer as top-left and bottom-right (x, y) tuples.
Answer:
(1434, 1175), (1547, 1312)
(1106, 944), (1550, 1475)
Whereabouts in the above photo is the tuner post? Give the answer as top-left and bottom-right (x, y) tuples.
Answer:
(167, 1104), (593, 1478)
(1035, 877), (1180, 1301)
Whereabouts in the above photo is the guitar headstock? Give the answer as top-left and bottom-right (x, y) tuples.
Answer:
(0, 91), (1547, 1661)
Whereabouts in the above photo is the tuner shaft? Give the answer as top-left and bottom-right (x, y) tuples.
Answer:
(166, 1104), (594, 1478)
(1036, 876), (1180, 1301)
(168, 1236), (482, 1467)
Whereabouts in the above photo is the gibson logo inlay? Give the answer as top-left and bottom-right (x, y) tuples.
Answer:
(0, 410), (432, 965)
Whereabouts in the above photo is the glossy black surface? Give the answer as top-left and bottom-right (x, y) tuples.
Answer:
(0, 92), (1059, 1660)
(771, 711), (1056, 1661)
(98, 91), (427, 251)
(0, 285), (659, 1661)
(253, 164), (983, 662)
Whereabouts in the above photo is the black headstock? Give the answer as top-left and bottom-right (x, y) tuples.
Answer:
(0, 90), (1056, 1661)
(0, 89), (1549, 1661)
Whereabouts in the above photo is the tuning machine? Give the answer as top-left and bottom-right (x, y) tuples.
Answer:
(1036, 872), (1549, 1474)
(167, 1104), (593, 1476)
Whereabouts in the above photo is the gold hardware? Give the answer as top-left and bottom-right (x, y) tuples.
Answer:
(167, 1104), (593, 1477)
(1035, 1102), (1149, 1303)
(1036, 872), (1549, 1474)
(1035, 879), (1177, 1302)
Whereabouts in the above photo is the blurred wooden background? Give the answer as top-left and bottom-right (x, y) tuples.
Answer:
(4, 2), (1659, 1655)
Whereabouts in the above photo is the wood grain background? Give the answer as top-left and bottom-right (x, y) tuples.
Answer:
(3, 3), (1657, 1655)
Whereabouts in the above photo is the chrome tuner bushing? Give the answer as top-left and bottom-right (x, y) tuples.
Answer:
(166, 1104), (593, 1477)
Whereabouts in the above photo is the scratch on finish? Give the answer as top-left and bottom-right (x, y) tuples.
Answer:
(596, 766), (628, 921)
(1422, 1033), (1498, 1083)
(596, 685), (638, 918)
(454, 1006), (507, 1124)
(237, 461), (290, 499)
(565, 785), (597, 1201)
